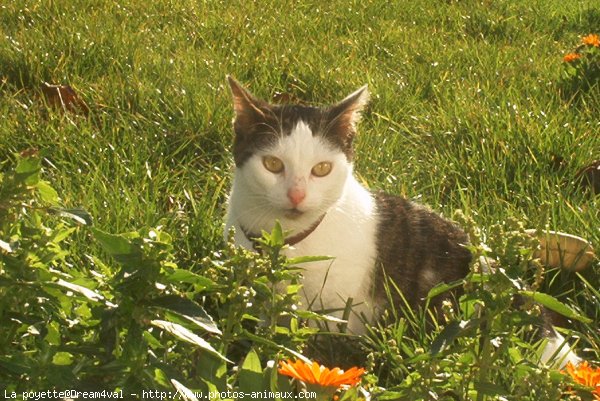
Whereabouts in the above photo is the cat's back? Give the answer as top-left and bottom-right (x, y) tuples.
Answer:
(373, 192), (472, 308)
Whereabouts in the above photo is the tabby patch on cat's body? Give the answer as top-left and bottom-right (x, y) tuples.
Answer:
(224, 77), (579, 366)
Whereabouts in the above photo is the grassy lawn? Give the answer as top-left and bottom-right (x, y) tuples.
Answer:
(1, 0), (599, 399)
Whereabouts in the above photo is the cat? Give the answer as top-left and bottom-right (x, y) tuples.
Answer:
(223, 76), (580, 367)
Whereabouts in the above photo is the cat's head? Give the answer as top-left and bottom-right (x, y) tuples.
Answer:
(227, 76), (369, 231)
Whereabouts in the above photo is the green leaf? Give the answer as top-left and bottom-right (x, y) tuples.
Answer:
(75, 303), (92, 319)
(0, 356), (30, 375)
(430, 319), (477, 355)
(150, 320), (230, 363)
(143, 331), (163, 350)
(122, 321), (145, 361)
(508, 346), (524, 365)
(426, 279), (464, 300)
(287, 255), (333, 265)
(464, 273), (490, 284)
(474, 381), (507, 397)
(295, 310), (347, 324)
(338, 386), (360, 401)
(459, 294), (481, 318)
(271, 221), (284, 245)
(52, 226), (77, 243)
(239, 348), (265, 393)
(165, 269), (217, 290)
(154, 368), (171, 387)
(44, 322), (61, 346)
(52, 352), (73, 366)
(36, 180), (59, 205)
(151, 229), (173, 244)
(374, 391), (405, 401)
(242, 330), (312, 364)
(196, 352), (227, 391)
(171, 379), (200, 401)
(45, 279), (104, 303)
(51, 207), (93, 225)
(201, 378), (222, 400)
(92, 228), (133, 256)
(15, 156), (41, 185)
(519, 290), (592, 324)
(149, 295), (221, 335)
(241, 313), (261, 322)
(549, 369), (569, 385)
(270, 358), (293, 397)
(92, 228), (142, 267)
(15, 156), (41, 173)
(285, 284), (302, 295)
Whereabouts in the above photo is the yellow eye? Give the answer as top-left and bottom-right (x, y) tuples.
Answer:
(262, 156), (284, 173)
(311, 161), (332, 177)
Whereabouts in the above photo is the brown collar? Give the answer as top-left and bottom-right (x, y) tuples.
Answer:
(242, 214), (326, 249)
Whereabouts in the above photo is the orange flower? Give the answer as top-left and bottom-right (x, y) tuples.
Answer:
(582, 33), (600, 47)
(563, 52), (582, 63)
(564, 361), (600, 400)
(278, 359), (365, 387)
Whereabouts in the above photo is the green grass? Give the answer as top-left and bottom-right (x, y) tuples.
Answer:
(1, 0), (599, 398)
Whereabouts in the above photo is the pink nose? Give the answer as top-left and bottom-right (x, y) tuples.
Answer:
(287, 188), (306, 206)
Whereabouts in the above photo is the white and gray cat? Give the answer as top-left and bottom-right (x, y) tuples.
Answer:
(223, 76), (579, 367)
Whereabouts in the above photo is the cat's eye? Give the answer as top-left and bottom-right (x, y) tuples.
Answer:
(263, 156), (284, 173)
(311, 161), (332, 177)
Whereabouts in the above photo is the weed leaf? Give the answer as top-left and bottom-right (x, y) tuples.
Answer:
(474, 381), (508, 397)
(271, 221), (284, 245)
(426, 279), (464, 300)
(50, 207), (93, 225)
(36, 181), (59, 205)
(151, 320), (230, 362)
(430, 319), (477, 355)
(92, 228), (134, 257)
(52, 351), (74, 366)
(46, 278), (104, 302)
(242, 330), (311, 364)
(171, 379), (199, 401)
(165, 269), (217, 290)
(287, 255), (333, 265)
(239, 348), (264, 393)
(149, 295), (221, 335)
(15, 156), (41, 185)
(519, 290), (592, 323)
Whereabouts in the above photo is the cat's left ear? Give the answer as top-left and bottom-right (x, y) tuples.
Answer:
(328, 85), (370, 132)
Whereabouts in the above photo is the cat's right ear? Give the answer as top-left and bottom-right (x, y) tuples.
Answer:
(227, 76), (267, 126)
(328, 85), (370, 132)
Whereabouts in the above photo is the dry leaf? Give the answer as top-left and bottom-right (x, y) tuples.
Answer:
(272, 91), (307, 105)
(41, 82), (89, 115)
(20, 148), (39, 158)
(526, 229), (596, 271)
(575, 160), (600, 195)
